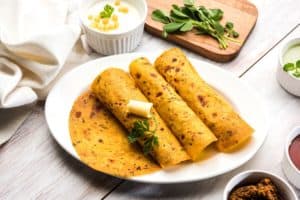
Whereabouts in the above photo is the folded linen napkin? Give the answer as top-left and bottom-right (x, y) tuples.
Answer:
(0, 0), (81, 108)
(0, 0), (82, 145)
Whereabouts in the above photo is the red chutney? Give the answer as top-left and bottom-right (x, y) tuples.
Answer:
(289, 135), (300, 171)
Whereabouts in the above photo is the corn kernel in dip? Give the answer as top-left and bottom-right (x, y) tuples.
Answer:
(102, 18), (109, 25)
(86, 0), (140, 33)
(114, 0), (120, 6)
(112, 14), (118, 21)
(118, 6), (128, 13)
(114, 22), (119, 29)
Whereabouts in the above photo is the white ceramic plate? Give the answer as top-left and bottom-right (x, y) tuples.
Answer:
(45, 52), (267, 184)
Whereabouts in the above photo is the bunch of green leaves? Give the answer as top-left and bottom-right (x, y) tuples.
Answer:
(283, 60), (300, 78)
(151, 0), (239, 49)
(100, 4), (114, 18)
(128, 118), (159, 155)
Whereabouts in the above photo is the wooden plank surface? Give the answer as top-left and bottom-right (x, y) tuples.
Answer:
(1, 0), (300, 199)
(0, 104), (122, 199)
(145, 0), (258, 62)
(0, 106), (32, 145)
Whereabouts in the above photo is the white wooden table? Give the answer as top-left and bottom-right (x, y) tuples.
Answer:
(1, 0), (300, 199)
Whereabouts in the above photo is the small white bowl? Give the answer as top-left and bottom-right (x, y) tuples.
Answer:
(282, 126), (300, 189)
(277, 38), (300, 96)
(223, 170), (298, 200)
(79, 0), (147, 55)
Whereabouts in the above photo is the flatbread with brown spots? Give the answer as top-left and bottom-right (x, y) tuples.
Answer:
(69, 91), (159, 177)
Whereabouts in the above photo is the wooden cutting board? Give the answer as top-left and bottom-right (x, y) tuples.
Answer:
(145, 0), (258, 62)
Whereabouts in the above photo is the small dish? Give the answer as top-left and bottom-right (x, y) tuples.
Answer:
(79, 0), (147, 55)
(277, 38), (300, 96)
(223, 170), (298, 200)
(282, 126), (300, 189)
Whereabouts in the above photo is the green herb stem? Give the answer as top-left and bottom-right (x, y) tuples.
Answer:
(224, 36), (241, 44)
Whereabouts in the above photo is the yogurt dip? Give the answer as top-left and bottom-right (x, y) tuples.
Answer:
(283, 44), (300, 65)
(85, 0), (141, 34)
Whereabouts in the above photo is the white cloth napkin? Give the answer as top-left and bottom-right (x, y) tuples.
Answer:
(0, 0), (81, 108)
(0, 0), (83, 145)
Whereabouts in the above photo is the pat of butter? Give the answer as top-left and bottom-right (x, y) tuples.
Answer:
(127, 100), (153, 118)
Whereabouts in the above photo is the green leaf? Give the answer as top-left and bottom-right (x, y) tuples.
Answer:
(208, 9), (223, 21)
(225, 22), (234, 29)
(183, 0), (195, 6)
(128, 118), (159, 155)
(180, 21), (193, 32)
(170, 15), (189, 23)
(127, 134), (138, 143)
(296, 60), (300, 69)
(232, 31), (239, 38)
(163, 22), (185, 33)
(153, 136), (159, 145)
(128, 120), (148, 143)
(128, 129), (141, 143)
(143, 136), (159, 155)
(172, 4), (181, 11)
(171, 8), (189, 19)
(292, 71), (300, 78)
(283, 63), (295, 72)
(181, 6), (197, 20)
(198, 6), (209, 19)
(100, 4), (114, 18)
(212, 21), (224, 35)
(152, 9), (170, 24)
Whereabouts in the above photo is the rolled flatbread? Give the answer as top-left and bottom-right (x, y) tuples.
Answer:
(155, 48), (254, 152)
(91, 68), (190, 167)
(130, 58), (217, 161)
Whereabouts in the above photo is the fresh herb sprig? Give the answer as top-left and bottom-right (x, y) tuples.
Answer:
(283, 60), (300, 78)
(151, 0), (240, 49)
(128, 118), (159, 155)
(100, 4), (114, 18)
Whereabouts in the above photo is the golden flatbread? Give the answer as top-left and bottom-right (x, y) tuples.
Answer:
(91, 68), (190, 167)
(130, 58), (217, 161)
(155, 48), (254, 152)
(69, 91), (159, 177)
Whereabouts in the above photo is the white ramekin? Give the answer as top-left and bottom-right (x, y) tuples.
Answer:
(277, 38), (300, 96)
(79, 0), (147, 55)
(223, 170), (298, 200)
(282, 126), (300, 189)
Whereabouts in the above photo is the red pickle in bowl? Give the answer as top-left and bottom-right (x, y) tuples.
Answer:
(289, 135), (300, 171)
